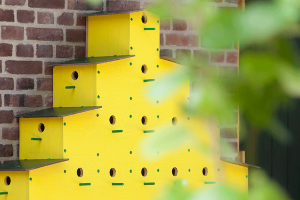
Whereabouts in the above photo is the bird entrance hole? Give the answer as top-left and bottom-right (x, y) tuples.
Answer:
(110, 115), (116, 125)
(202, 167), (208, 176)
(141, 64), (148, 74)
(141, 14), (147, 24)
(141, 116), (148, 125)
(38, 123), (45, 133)
(141, 167), (147, 177)
(172, 117), (177, 125)
(4, 176), (11, 185)
(77, 168), (83, 177)
(71, 71), (78, 80)
(110, 168), (116, 177)
(172, 167), (178, 176)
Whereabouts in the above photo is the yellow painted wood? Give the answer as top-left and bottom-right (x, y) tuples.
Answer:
(88, 13), (130, 57)
(53, 65), (96, 107)
(19, 117), (63, 160)
(0, 171), (29, 200)
(221, 161), (248, 191)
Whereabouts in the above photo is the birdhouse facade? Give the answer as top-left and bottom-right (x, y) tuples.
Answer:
(0, 10), (251, 200)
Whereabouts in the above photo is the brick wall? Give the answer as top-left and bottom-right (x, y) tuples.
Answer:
(0, 0), (238, 163)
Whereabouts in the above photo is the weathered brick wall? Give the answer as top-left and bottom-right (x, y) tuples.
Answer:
(0, 0), (238, 163)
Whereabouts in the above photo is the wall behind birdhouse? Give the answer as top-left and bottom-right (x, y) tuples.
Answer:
(0, 0), (239, 163)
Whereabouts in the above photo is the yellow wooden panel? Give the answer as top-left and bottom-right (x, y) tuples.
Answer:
(53, 65), (96, 107)
(0, 171), (28, 200)
(19, 117), (63, 160)
(88, 14), (130, 57)
(221, 161), (248, 191)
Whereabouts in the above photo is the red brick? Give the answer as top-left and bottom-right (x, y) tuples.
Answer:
(0, 9), (14, 22)
(4, 94), (24, 107)
(75, 46), (85, 59)
(29, 0), (65, 9)
(0, 77), (14, 90)
(27, 28), (63, 41)
(57, 12), (74, 26)
(37, 78), (53, 91)
(175, 49), (191, 59)
(0, 61), (2, 73)
(36, 45), (53, 58)
(37, 12), (54, 24)
(45, 94), (53, 107)
(66, 29), (86, 42)
(160, 49), (172, 58)
(227, 52), (238, 64)
(25, 95), (42, 107)
(0, 145), (13, 157)
(173, 19), (187, 31)
(6, 60), (42, 74)
(1, 26), (24, 40)
(194, 50), (209, 62)
(17, 78), (34, 90)
(160, 33), (164, 46)
(56, 45), (73, 58)
(44, 62), (55, 75)
(107, 1), (140, 11)
(166, 34), (198, 47)
(68, 0), (102, 10)
(211, 52), (225, 63)
(160, 19), (170, 30)
(17, 10), (35, 23)
(16, 44), (34, 57)
(220, 128), (237, 139)
(76, 14), (86, 26)
(2, 127), (19, 140)
(0, 111), (14, 123)
(5, 0), (25, 5)
(0, 43), (13, 57)
(0, 94), (1, 106)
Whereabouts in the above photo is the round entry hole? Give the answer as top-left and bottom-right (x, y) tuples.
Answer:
(141, 167), (147, 177)
(38, 123), (45, 133)
(141, 14), (147, 24)
(141, 116), (148, 125)
(77, 168), (83, 177)
(141, 64), (148, 74)
(172, 167), (178, 176)
(4, 176), (11, 185)
(202, 167), (208, 176)
(110, 168), (116, 177)
(72, 71), (78, 80)
(110, 115), (116, 125)
(172, 117), (177, 125)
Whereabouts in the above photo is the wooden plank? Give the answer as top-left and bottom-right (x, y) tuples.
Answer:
(0, 159), (68, 171)
(79, 9), (142, 17)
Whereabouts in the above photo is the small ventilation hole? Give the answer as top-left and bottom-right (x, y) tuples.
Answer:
(141, 14), (147, 24)
(172, 117), (177, 125)
(202, 167), (208, 176)
(4, 176), (11, 185)
(110, 115), (116, 125)
(172, 167), (178, 176)
(141, 167), (147, 177)
(38, 123), (45, 133)
(141, 64), (148, 74)
(77, 168), (83, 177)
(72, 71), (78, 80)
(110, 168), (116, 177)
(141, 116), (147, 125)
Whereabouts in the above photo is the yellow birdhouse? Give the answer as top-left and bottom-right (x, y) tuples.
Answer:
(0, 9), (257, 200)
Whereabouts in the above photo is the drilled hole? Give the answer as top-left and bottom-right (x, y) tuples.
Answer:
(141, 14), (147, 24)
(141, 64), (148, 74)
(72, 71), (78, 80)
(77, 168), (83, 177)
(110, 168), (116, 177)
(4, 176), (11, 186)
(110, 115), (116, 125)
(141, 116), (147, 125)
(172, 167), (178, 176)
(141, 167), (148, 177)
(172, 117), (177, 125)
(202, 167), (208, 176)
(38, 123), (45, 133)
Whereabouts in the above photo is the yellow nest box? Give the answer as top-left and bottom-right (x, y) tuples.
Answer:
(0, 10), (257, 200)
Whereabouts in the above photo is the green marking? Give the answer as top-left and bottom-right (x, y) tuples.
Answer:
(130, 115), (132, 118)
(218, 168), (220, 171)
(112, 130), (123, 133)
(130, 62), (132, 66)
(187, 117), (190, 120)
(29, 177), (32, 181)
(112, 183), (124, 186)
(130, 18), (133, 21)
(114, 55), (116, 57)
(157, 20), (159, 23)
(188, 149), (190, 152)
(187, 97), (190, 100)
(157, 48), (159, 51)
(97, 153), (99, 156)
(31, 138), (42, 141)
(130, 151), (132, 154)
(130, 169), (132, 173)
(156, 100), (159, 104)
(64, 149), (67, 153)
(157, 115), (159, 118)
(96, 114), (99, 117)
(144, 28), (155, 30)
(157, 65), (159, 68)
(0, 192), (8, 195)
(79, 183), (91, 186)
(143, 79), (155, 82)
(47, 158), (50, 160)
(64, 170), (66, 173)
(17, 166), (20, 168)
(157, 169), (159, 172)
(64, 122), (66, 126)
(246, 175), (248, 178)
(130, 97), (132, 100)
(97, 169), (100, 173)
(97, 71), (100, 74)
(130, 46), (133, 50)
(91, 56), (94, 58)
(65, 86), (75, 89)
(29, 113), (32, 115)
(205, 182), (216, 184)
(144, 182), (155, 185)
(188, 169), (191, 172)
(143, 130), (155, 133)
(97, 95), (100, 99)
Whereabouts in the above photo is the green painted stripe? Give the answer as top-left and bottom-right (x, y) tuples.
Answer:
(144, 28), (155, 30)
(204, 182), (216, 184)
(31, 138), (42, 141)
(143, 79), (155, 82)
(0, 192), (8, 195)
(112, 183), (124, 185)
(143, 130), (155, 133)
(79, 183), (91, 186)
(112, 130), (123, 133)
(65, 86), (75, 89)
(144, 182), (155, 185)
